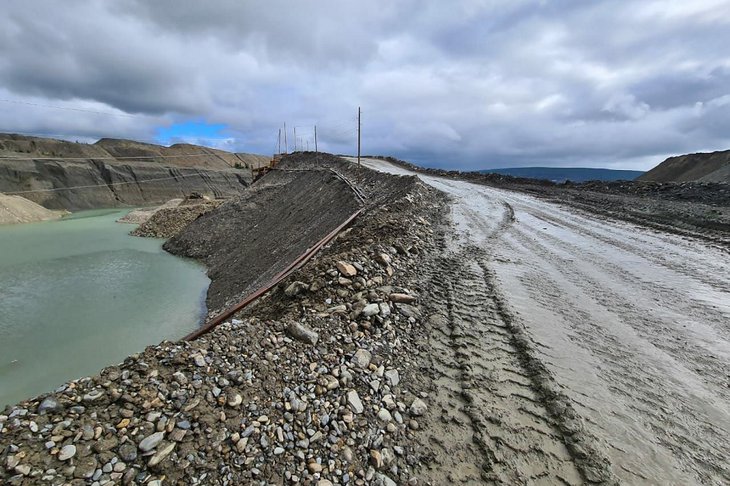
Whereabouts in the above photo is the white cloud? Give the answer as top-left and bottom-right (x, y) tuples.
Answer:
(1, 0), (729, 170)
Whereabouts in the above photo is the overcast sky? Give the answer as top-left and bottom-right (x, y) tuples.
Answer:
(1, 0), (729, 170)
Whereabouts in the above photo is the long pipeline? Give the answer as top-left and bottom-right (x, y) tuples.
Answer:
(182, 206), (364, 341)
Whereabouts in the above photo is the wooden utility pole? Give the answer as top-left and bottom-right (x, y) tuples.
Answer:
(357, 106), (361, 167)
(293, 127), (297, 151)
(284, 123), (288, 153)
(277, 128), (281, 154)
(314, 125), (318, 154)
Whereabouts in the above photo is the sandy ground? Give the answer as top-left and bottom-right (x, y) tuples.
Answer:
(0, 193), (67, 224)
(358, 158), (730, 485)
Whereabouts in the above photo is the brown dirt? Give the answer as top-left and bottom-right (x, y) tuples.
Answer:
(0, 193), (68, 224)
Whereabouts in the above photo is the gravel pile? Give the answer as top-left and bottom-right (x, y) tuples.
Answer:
(0, 154), (448, 485)
(117, 200), (184, 225)
(131, 202), (223, 239)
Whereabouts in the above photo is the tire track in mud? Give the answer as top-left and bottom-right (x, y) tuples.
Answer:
(361, 159), (729, 484)
(498, 224), (730, 484)
(416, 208), (616, 485)
(504, 218), (730, 362)
(503, 195), (730, 292)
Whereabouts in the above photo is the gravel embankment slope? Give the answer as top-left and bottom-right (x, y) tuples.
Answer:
(0, 154), (449, 486)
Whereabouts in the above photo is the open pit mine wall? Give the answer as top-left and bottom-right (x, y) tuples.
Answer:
(0, 159), (252, 210)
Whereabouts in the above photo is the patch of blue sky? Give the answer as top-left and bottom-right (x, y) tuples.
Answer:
(155, 120), (230, 146)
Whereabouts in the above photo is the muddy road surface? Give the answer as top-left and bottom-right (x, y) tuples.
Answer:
(357, 158), (730, 485)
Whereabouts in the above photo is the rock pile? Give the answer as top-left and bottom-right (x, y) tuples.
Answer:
(0, 155), (448, 485)
(131, 202), (223, 239)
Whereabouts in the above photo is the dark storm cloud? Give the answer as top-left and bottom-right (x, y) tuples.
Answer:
(1, 0), (729, 170)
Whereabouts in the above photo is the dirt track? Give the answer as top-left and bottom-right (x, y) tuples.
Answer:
(358, 158), (730, 485)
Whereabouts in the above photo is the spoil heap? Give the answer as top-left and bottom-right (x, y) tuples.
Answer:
(0, 154), (448, 485)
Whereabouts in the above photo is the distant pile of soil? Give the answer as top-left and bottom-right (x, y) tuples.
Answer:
(131, 201), (223, 239)
(638, 150), (730, 183)
(117, 198), (183, 224)
(0, 193), (67, 224)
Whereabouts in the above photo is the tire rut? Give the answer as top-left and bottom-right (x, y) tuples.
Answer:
(417, 227), (617, 484)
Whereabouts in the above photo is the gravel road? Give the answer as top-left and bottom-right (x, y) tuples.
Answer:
(357, 158), (730, 485)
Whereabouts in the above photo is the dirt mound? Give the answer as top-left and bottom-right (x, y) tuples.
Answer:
(0, 193), (67, 224)
(164, 168), (364, 311)
(117, 198), (184, 224)
(638, 150), (730, 183)
(131, 201), (222, 239)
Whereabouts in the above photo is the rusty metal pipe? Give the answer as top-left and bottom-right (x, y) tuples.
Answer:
(182, 207), (364, 341)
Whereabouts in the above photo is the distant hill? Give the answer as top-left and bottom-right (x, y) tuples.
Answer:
(0, 133), (271, 170)
(638, 150), (730, 183)
(480, 167), (644, 183)
(0, 133), (270, 210)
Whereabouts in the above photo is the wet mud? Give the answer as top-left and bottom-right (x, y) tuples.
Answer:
(362, 158), (730, 485)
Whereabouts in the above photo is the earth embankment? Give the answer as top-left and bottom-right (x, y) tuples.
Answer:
(164, 165), (363, 312)
(638, 149), (730, 182)
(0, 133), (267, 210)
(0, 153), (449, 486)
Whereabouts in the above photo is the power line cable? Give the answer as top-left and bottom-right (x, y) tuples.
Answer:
(0, 153), (239, 162)
(4, 173), (210, 195)
(0, 99), (140, 118)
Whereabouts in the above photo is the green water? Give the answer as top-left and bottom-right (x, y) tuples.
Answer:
(0, 209), (209, 408)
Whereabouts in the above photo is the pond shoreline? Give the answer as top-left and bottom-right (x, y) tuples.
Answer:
(0, 209), (209, 408)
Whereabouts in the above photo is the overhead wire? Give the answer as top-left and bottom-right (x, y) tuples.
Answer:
(0, 99), (140, 118)
(0, 153), (238, 162)
(4, 172), (210, 195)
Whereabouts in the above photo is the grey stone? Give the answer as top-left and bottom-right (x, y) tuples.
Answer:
(118, 443), (137, 462)
(58, 444), (76, 461)
(373, 473), (397, 486)
(147, 442), (175, 467)
(284, 281), (309, 297)
(410, 398), (427, 416)
(82, 390), (104, 402)
(138, 431), (164, 452)
(38, 397), (62, 414)
(286, 322), (319, 345)
(352, 349), (372, 368)
(74, 457), (97, 479)
(384, 369), (400, 387)
(378, 302), (391, 317)
(397, 303), (422, 319)
(347, 390), (364, 414)
(377, 408), (392, 423)
(362, 303), (380, 317)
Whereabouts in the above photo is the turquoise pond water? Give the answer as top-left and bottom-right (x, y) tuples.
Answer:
(0, 209), (209, 408)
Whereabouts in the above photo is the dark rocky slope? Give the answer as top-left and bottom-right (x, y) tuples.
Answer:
(638, 149), (730, 183)
(165, 168), (363, 311)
